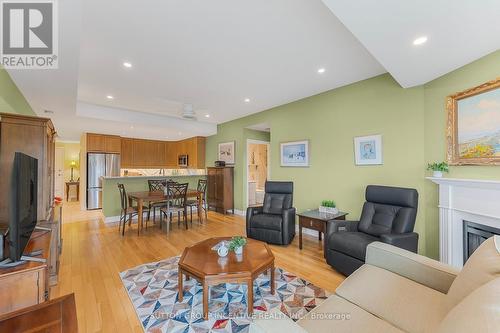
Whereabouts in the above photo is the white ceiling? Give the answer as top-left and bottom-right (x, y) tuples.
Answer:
(322, 0), (500, 88)
(7, 0), (500, 141)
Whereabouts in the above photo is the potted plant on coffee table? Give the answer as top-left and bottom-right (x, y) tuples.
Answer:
(319, 200), (338, 215)
(229, 236), (247, 255)
(427, 162), (449, 178)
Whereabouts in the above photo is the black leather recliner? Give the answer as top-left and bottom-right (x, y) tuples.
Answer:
(246, 181), (296, 245)
(325, 185), (419, 276)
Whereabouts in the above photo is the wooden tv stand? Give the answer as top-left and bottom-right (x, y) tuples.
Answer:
(0, 229), (52, 315)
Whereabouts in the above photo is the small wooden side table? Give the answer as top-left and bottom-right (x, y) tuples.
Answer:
(297, 209), (348, 250)
(65, 181), (79, 201)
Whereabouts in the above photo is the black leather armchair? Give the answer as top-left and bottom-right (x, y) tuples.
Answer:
(325, 185), (419, 276)
(246, 181), (296, 245)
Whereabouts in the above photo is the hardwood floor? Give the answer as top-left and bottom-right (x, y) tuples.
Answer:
(51, 203), (345, 333)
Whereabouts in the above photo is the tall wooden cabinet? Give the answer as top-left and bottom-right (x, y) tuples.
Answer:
(0, 113), (56, 222)
(207, 167), (234, 214)
(0, 113), (61, 316)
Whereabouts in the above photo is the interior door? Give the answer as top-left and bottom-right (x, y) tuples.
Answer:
(54, 147), (64, 198)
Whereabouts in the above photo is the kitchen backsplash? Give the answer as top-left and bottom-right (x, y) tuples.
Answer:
(121, 169), (206, 177)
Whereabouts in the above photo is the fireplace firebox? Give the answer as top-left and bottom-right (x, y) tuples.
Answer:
(463, 221), (500, 264)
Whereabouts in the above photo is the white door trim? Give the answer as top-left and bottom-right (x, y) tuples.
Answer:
(246, 139), (270, 208)
(55, 147), (65, 199)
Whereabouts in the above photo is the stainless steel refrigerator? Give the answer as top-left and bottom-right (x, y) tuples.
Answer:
(87, 153), (120, 210)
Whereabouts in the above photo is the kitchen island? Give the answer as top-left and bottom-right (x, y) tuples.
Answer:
(101, 175), (205, 222)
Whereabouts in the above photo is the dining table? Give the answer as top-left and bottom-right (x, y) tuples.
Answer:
(127, 189), (204, 235)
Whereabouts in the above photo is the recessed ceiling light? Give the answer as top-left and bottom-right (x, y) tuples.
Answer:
(130, 125), (134, 129)
(317, 68), (326, 74)
(106, 95), (114, 100)
(123, 62), (132, 68)
(413, 36), (428, 46)
(244, 98), (251, 103)
(205, 114), (210, 118)
(178, 132), (182, 135)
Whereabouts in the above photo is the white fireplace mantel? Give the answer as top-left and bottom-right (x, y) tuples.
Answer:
(427, 177), (500, 268)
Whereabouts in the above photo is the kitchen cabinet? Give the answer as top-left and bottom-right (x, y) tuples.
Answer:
(87, 133), (106, 152)
(104, 135), (121, 153)
(165, 142), (177, 167)
(119, 136), (206, 169)
(87, 133), (121, 153)
(121, 138), (134, 168)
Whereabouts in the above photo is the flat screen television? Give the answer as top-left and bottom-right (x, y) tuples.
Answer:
(8, 152), (38, 261)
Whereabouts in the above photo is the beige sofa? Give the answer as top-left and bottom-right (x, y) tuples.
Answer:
(252, 236), (500, 333)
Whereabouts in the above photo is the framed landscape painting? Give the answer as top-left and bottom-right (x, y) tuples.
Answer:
(354, 134), (383, 165)
(281, 140), (309, 167)
(218, 141), (235, 164)
(447, 78), (500, 165)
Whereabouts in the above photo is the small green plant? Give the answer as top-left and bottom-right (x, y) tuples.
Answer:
(228, 236), (247, 251)
(321, 200), (336, 208)
(427, 162), (449, 172)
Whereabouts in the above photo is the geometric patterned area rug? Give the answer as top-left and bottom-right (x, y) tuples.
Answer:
(120, 256), (331, 333)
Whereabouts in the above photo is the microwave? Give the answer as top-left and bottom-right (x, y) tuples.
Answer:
(178, 154), (188, 167)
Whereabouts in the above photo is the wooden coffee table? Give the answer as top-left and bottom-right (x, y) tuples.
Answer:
(178, 237), (275, 320)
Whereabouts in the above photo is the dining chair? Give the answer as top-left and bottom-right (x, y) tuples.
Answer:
(147, 179), (168, 224)
(187, 179), (208, 224)
(117, 183), (149, 236)
(160, 183), (189, 232)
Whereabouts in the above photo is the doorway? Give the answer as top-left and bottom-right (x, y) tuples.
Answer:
(247, 140), (270, 206)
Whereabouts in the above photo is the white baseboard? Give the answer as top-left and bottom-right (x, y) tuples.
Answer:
(295, 224), (320, 237)
(104, 211), (163, 224)
(104, 215), (121, 224)
(233, 209), (246, 216)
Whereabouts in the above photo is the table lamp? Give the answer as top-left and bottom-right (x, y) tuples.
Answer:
(70, 160), (76, 181)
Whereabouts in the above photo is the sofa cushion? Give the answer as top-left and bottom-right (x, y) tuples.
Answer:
(329, 232), (378, 261)
(336, 264), (448, 333)
(445, 236), (500, 310)
(437, 277), (500, 333)
(298, 294), (403, 333)
(250, 214), (283, 231)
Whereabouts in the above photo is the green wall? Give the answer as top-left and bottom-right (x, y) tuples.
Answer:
(0, 68), (34, 115)
(206, 50), (500, 257)
(423, 50), (500, 258)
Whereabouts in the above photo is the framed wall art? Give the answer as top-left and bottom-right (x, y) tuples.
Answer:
(446, 78), (500, 165)
(354, 134), (383, 165)
(280, 140), (309, 167)
(218, 141), (235, 164)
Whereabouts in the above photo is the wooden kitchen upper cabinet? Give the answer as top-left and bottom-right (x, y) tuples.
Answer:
(164, 142), (177, 167)
(115, 136), (206, 169)
(187, 137), (206, 169)
(86, 133), (106, 152)
(105, 135), (121, 153)
(87, 133), (121, 153)
(121, 138), (134, 168)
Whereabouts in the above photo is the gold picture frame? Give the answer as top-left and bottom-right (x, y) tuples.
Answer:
(446, 77), (500, 165)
